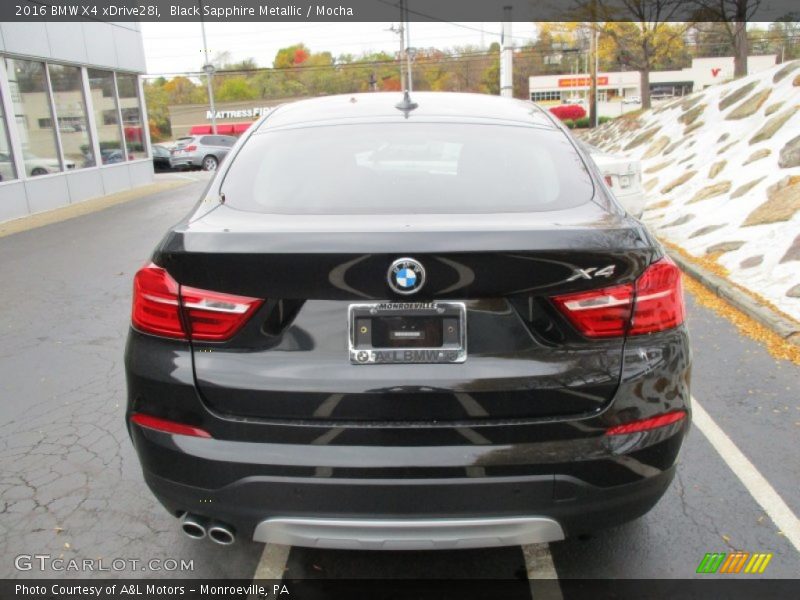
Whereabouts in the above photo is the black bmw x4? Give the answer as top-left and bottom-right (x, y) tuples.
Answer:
(125, 92), (690, 549)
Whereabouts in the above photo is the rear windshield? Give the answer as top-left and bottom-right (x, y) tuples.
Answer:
(221, 123), (594, 214)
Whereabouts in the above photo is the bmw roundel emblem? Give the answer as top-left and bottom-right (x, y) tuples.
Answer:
(387, 257), (426, 295)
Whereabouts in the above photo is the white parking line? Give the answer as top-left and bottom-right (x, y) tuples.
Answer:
(523, 543), (562, 599)
(691, 396), (800, 553)
(253, 543), (291, 580)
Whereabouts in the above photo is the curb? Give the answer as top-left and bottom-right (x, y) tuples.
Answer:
(668, 250), (800, 347)
(0, 178), (193, 239)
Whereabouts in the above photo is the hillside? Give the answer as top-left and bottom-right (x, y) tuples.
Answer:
(583, 60), (800, 322)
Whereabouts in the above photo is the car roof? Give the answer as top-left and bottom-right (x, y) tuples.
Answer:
(254, 92), (558, 132)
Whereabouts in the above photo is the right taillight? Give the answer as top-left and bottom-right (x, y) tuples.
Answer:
(131, 263), (263, 341)
(552, 256), (685, 338)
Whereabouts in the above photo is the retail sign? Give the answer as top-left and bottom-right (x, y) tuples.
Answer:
(711, 68), (721, 77)
(558, 76), (609, 87)
(206, 106), (272, 120)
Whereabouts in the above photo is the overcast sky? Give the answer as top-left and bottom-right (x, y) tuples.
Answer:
(141, 21), (540, 75)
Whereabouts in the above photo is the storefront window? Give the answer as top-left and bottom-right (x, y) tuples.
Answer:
(4, 57), (62, 177)
(48, 64), (94, 169)
(87, 69), (124, 165)
(116, 73), (146, 160)
(0, 89), (17, 182)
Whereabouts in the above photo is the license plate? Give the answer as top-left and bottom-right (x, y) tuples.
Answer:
(619, 174), (632, 188)
(348, 302), (466, 364)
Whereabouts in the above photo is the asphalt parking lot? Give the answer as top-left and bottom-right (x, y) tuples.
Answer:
(0, 175), (797, 592)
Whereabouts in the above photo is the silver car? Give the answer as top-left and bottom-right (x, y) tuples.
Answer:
(169, 134), (237, 171)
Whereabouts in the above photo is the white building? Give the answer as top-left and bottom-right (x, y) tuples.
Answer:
(529, 55), (778, 104)
(0, 22), (151, 222)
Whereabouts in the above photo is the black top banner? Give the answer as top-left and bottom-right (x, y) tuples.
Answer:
(2, 0), (798, 22)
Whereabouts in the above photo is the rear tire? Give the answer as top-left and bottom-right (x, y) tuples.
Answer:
(31, 167), (47, 176)
(202, 155), (218, 171)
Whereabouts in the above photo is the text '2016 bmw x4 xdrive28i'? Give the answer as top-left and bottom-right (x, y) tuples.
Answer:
(125, 92), (690, 549)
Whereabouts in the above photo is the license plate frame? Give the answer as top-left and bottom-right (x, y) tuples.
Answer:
(348, 301), (467, 365)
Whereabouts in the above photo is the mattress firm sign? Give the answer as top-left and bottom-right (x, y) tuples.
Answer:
(206, 106), (272, 120)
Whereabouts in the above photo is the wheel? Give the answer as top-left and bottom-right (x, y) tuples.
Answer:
(202, 155), (218, 171)
(31, 167), (47, 176)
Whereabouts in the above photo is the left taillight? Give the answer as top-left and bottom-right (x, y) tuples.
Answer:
(131, 263), (263, 341)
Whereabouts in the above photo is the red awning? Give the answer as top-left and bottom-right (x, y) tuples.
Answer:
(188, 122), (252, 136)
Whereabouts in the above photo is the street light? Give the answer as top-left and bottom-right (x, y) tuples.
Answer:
(199, 1), (216, 134)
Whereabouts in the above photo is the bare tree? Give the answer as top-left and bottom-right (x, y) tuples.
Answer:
(692, 0), (764, 77)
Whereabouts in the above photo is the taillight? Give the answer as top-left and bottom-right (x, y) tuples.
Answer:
(184, 145), (197, 152)
(131, 263), (263, 341)
(132, 264), (184, 338)
(551, 284), (633, 338)
(605, 410), (686, 436)
(130, 413), (211, 438)
(604, 175), (614, 187)
(180, 285), (263, 341)
(552, 256), (685, 338)
(628, 257), (685, 335)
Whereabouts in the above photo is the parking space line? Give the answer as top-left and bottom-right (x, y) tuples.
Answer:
(691, 396), (800, 553)
(253, 543), (291, 580)
(522, 543), (562, 600)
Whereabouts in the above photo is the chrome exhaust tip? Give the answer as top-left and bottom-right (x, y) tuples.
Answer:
(180, 513), (208, 540)
(207, 522), (236, 545)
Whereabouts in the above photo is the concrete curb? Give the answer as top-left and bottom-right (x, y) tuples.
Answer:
(668, 250), (800, 347)
(0, 178), (193, 239)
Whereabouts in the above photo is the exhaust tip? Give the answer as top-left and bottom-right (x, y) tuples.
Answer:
(180, 514), (207, 540)
(208, 523), (236, 545)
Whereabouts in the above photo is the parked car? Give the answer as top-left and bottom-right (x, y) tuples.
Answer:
(126, 92), (690, 550)
(0, 150), (74, 178)
(151, 144), (172, 171)
(580, 141), (645, 218)
(169, 134), (237, 171)
(622, 95), (641, 105)
(563, 96), (585, 105)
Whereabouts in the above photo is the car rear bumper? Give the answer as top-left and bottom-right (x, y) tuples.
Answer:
(169, 155), (200, 169)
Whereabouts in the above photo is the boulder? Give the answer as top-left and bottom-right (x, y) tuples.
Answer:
(624, 126), (661, 150)
(689, 224), (726, 238)
(645, 160), (673, 174)
(717, 141), (738, 155)
(642, 136), (671, 159)
(730, 176), (767, 199)
(749, 107), (798, 145)
(764, 101), (784, 116)
(787, 285), (800, 298)
(644, 178), (659, 192)
(662, 214), (695, 228)
(725, 89), (771, 120)
(688, 181), (732, 204)
(795, 74), (800, 87)
(742, 176), (800, 227)
(681, 95), (704, 111)
(772, 60), (799, 83)
(648, 199), (671, 210)
(718, 81), (757, 111)
(708, 160), (726, 179)
(679, 104), (705, 126)
(779, 234), (800, 263)
(742, 149), (771, 165)
(778, 135), (800, 168)
(684, 121), (704, 136)
(706, 241), (745, 254)
(717, 132), (730, 143)
(660, 170), (697, 194)
(678, 153), (696, 165)
(740, 255), (764, 269)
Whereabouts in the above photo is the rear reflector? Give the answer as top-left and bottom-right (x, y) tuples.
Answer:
(605, 410), (687, 436)
(130, 413), (211, 438)
(552, 256), (685, 338)
(131, 263), (263, 341)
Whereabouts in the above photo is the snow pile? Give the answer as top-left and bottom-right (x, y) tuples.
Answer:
(583, 60), (800, 321)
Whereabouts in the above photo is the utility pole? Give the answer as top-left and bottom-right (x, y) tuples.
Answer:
(500, 6), (513, 97)
(389, 20), (406, 90)
(199, 0), (216, 134)
(589, 27), (598, 128)
(404, 2), (413, 92)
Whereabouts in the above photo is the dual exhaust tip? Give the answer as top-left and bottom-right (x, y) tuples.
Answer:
(180, 513), (235, 545)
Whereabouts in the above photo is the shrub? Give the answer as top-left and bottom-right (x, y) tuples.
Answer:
(574, 117), (590, 128)
(549, 104), (587, 121)
(598, 116), (613, 125)
(563, 119), (576, 129)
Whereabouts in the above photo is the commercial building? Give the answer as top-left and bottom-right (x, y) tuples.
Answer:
(529, 55), (778, 104)
(0, 22), (151, 222)
(167, 98), (303, 139)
